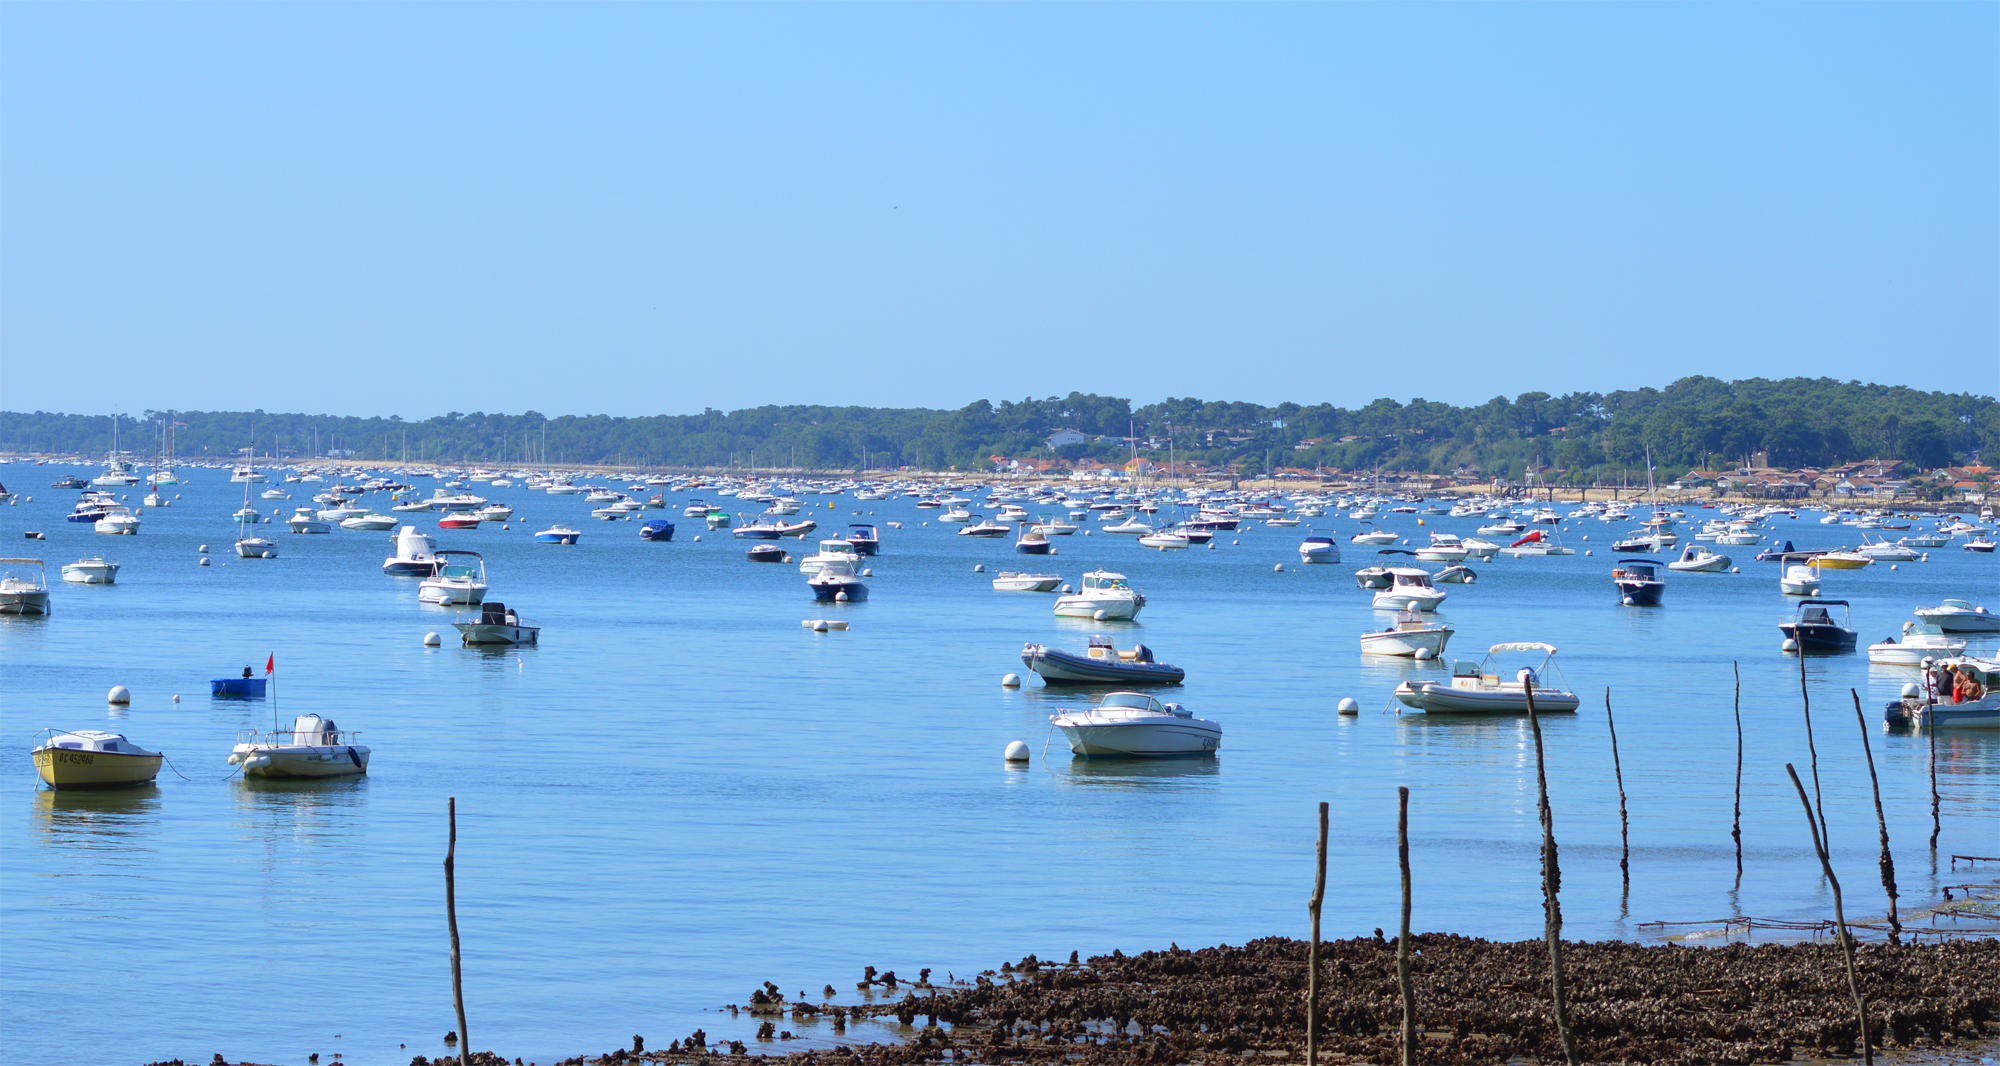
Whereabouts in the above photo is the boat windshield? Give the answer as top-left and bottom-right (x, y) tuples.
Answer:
(1100, 693), (1161, 711)
(1395, 573), (1432, 587)
(1086, 574), (1128, 590)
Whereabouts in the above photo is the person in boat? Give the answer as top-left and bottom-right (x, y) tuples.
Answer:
(1938, 664), (1960, 702)
(242, 666), (253, 679)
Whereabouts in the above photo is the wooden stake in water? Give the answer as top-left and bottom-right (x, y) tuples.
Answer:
(1784, 764), (1871, 1066)
(1605, 688), (1629, 887)
(446, 798), (470, 1066)
(1732, 661), (1744, 880)
(1307, 801), (1327, 1066)
(1397, 786), (1416, 1066)
(1799, 650), (1829, 848)
(1850, 690), (1900, 945)
(1926, 672), (1941, 852)
(1523, 684), (1579, 1066)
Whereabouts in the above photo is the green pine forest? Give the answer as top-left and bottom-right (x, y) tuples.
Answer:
(4, 377), (1993, 483)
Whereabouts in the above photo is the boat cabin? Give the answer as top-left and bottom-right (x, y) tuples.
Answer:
(1387, 568), (1435, 590)
(1086, 636), (1156, 662)
(1612, 559), (1662, 583)
(1082, 571), (1132, 591)
(1096, 692), (1191, 717)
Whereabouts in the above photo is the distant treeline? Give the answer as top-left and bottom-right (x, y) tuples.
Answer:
(3, 377), (1992, 482)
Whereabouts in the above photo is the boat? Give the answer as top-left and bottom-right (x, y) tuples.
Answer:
(638, 519), (675, 541)
(1754, 540), (1799, 562)
(1811, 550), (1872, 570)
(1138, 529), (1190, 550)
(847, 524), (880, 555)
(1355, 550), (1419, 589)
(94, 509), (141, 535)
(1612, 558), (1665, 606)
(286, 507), (332, 534)
(419, 550), (488, 606)
(1610, 531), (1674, 554)
(1372, 568), (1446, 612)
(534, 525), (582, 545)
(1053, 570), (1145, 620)
(957, 515), (1012, 538)
(229, 715), (370, 778)
(1393, 643), (1580, 714)
(746, 544), (788, 563)
(1899, 532), (1949, 549)
(210, 669), (268, 697)
(1036, 515), (1079, 536)
(1883, 657), (2000, 729)
(773, 519), (818, 538)
(1966, 537), (1997, 553)
(0, 559), (52, 615)
(1049, 692), (1219, 757)
(1781, 599), (1858, 653)
(992, 571), (1062, 592)
(1298, 536), (1341, 564)
(384, 525), (442, 574)
(1359, 609), (1454, 658)
(340, 513), (398, 531)
(734, 518), (785, 539)
(60, 556), (119, 584)
(32, 729), (163, 789)
(474, 504), (514, 522)
(1459, 537), (1501, 560)
(234, 472), (277, 559)
(1501, 530), (1574, 557)
(1668, 543), (1732, 573)
(1434, 564), (1478, 584)
(1779, 556), (1823, 596)
(1913, 599), (2000, 634)
(1101, 515), (1155, 535)
(806, 561), (868, 601)
(50, 476), (86, 489)
(1023, 637), (1185, 685)
(797, 539), (864, 575)
(1016, 526), (1053, 554)
(1867, 623), (1966, 666)
(453, 601), (540, 645)
(1413, 534), (1468, 562)
(938, 506), (973, 524)
(1854, 535), (1918, 562)
(438, 514), (483, 530)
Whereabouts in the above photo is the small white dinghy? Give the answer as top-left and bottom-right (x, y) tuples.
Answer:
(230, 715), (370, 779)
(1867, 623), (1966, 666)
(454, 601), (540, 645)
(992, 572), (1062, 592)
(1051, 691), (1219, 757)
(1668, 543), (1732, 572)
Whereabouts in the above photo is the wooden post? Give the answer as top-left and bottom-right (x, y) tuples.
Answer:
(446, 798), (470, 1066)
(1308, 802), (1327, 1066)
(1784, 764), (1872, 1066)
(1850, 690), (1900, 945)
(1397, 787), (1415, 1066)
(1926, 669), (1941, 852)
(1799, 650), (1829, 848)
(1605, 688), (1629, 887)
(1523, 685), (1579, 1066)
(1732, 661), (1744, 880)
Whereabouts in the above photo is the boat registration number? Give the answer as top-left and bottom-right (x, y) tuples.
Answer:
(50, 751), (94, 764)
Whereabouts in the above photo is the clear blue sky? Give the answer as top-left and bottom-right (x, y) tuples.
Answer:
(2, 3), (1993, 419)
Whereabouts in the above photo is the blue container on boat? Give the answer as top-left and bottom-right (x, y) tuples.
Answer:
(210, 677), (268, 698)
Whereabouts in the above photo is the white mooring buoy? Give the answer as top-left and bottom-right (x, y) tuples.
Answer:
(1337, 698), (1359, 715)
(172, 694), (181, 703)
(1004, 740), (1031, 762)
(861, 568), (873, 577)
(1273, 563), (1283, 572)
(1414, 647), (1436, 661)
(974, 564), (985, 573)
(108, 686), (131, 705)
(198, 544), (209, 554)
(1093, 609), (1108, 621)
(1001, 673), (1021, 688)
(199, 557), (210, 567)
(835, 591), (849, 602)
(424, 632), (442, 647)
(1782, 638), (1800, 653)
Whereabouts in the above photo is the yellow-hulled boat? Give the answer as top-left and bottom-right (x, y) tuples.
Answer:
(32, 730), (164, 789)
(1813, 550), (1873, 570)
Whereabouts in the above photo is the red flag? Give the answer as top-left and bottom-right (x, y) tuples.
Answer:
(265, 654), (275, 675)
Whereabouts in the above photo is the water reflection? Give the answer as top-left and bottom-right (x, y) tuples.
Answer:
(233, 774), (371, 815)
(31, 785), (162, 849)
(1055, 756), (1219, 790)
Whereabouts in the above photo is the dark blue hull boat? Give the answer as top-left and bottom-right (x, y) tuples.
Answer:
(638, 520), (675, 542)
(211, 677), (268, 698)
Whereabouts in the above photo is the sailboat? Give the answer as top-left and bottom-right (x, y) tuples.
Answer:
(90, 414), (141, 487)
(235, 430), (277, 559)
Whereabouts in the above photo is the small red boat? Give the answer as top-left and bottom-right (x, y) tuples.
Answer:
(438, 515), (482, 530)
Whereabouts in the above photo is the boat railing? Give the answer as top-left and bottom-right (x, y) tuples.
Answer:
(236, 727), (364, 746)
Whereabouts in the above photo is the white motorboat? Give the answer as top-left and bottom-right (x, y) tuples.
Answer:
(1459, 537), (1501, 560)
(1413, 534), (1468, 562)
(231, 506), (268, 524)
(229, 715), (370, 778)
(1138, 530), (1190, 550)
(60, 556), (119, 584)
(1883, 657), (1999, 729)
(1668, 543), (1732, 573)
(418, 550), (488, 606)
(1101, 515), (1155, 535)
(1050, 692), (1219, 757)
(1393, 643), (1580, 714)
(318, 503), (369, 521)
(341, 513), (397, 531)
(1298, 536), (1341, 564)
(1053, 570), (1146, 620)
(473, 504), (514, 522)
(1900, 532), (1949, 549)
(1867, 623), (1966, 666)
(992, 571), (1063, 592)
(383, 525), (441, 575)
(797, 538), (864, 575)
(286, 507), (332, 534)
(1780, 555), (1823, 596)
(1037, 515), (1079, 535)
(1372, 568), (1446, 612)
(1351, 530), (1398, 546)
(937, 506), (973, 524)
(957, 516), (1012, 538)
(235, 533), (277, 558)
(453, 601), (540, 645)
(1359, 609), (1454, 658)
(807, 561), (868, 601)
(94, 508), (141, 535)
(142, 490), (168, 508)
(427, 490), (486, 512)
(229, 466), (267, 483)
(1914, 599), (2000, 634)
(260, 487), (289, 500)
(0, 559), (52, 615)
(33, 729), (162, 789)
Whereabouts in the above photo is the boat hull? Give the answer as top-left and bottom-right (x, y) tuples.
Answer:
(1016, 542), (1052, 555)
(1024, 646), (1184, 685)
(61, 565), (118, 584)
(1055, 721), (1219, 757)
(453, 622), (539, 646)
(210, 678), (268, 698)
(1394, 682), (1581, 714)
(33, 748), (162, 789)
(1885, 698), (1999, 729)
(1915, 610), (2000, 634)
(233, 744), (370, 778)
(1779, 623), (1857, 652)
(235, 540), (277, 558)
(1359, 628), (1452, 657)
(0, 591), (52, 615)
(1614, 581), (1664, 606)
(1053, 595), (1142, 621)
(1371, 590), (1444, 612)
(809, 581), (868, 602)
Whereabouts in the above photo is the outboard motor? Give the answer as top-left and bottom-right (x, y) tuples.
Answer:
(1133, 644), (1154, 663)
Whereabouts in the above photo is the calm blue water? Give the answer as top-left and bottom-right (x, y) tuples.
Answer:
(1, 467), (1994, 1066)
